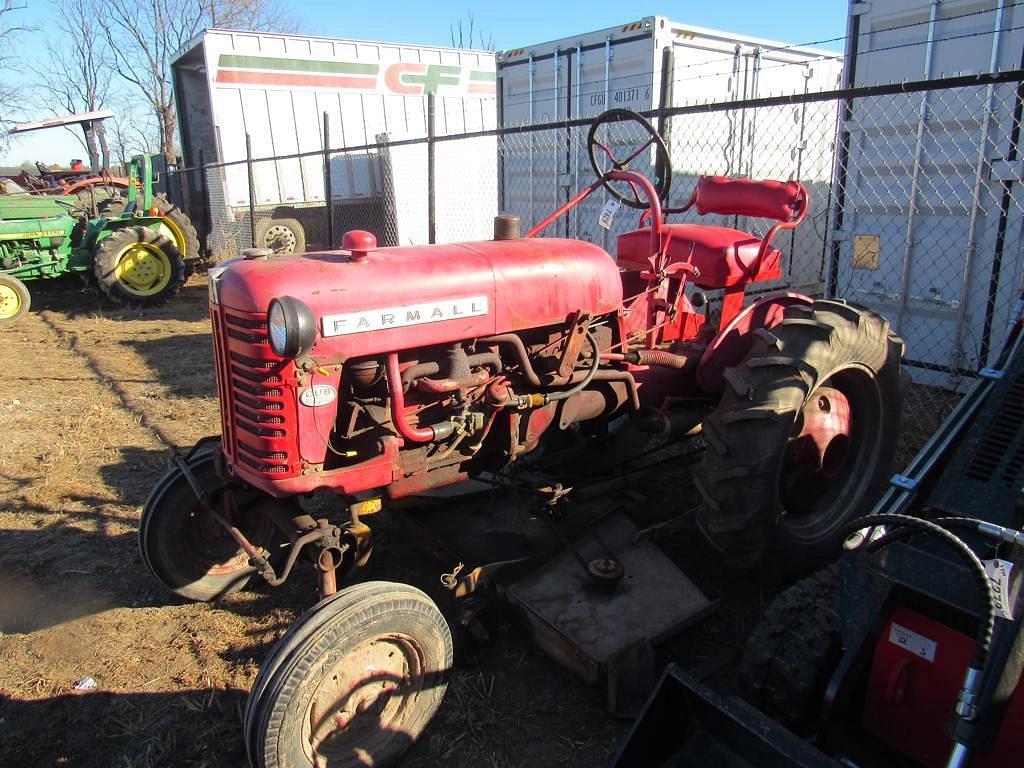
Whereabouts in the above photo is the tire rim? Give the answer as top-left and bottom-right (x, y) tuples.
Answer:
(177, 491), (274, 577)
(159, 216), (187, 258)
(264, 224), (297, 254)
(0, 283), (22, 319)
(780, 365), (884, 538)
(114, 242), (173, 296)
(302, 633), (427, 765)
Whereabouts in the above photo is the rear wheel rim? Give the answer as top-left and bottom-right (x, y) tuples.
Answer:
(302, 633), (427, 764)
(159, 216), (186, 257)
(114, 242), (172, 296)
(780, 365), (883, 538)
(0, 283), (22, 319)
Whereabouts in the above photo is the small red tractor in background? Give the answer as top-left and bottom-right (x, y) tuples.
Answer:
(141, 109), (904, 767)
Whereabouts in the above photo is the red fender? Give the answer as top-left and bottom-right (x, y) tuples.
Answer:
(697, 293), (813, 393)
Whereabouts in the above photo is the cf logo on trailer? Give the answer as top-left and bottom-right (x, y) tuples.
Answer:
(385, 63), (461, 95)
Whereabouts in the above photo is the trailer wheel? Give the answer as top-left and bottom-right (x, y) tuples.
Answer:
(246, 581), (452, 768)
(93, 225), (185, 307)
(257, 217), (306, 255)
(694, 300), (903, 570)
(740, 566), (840, 732)
(0, 274), (30, 324)
(140, 450), (288, 602)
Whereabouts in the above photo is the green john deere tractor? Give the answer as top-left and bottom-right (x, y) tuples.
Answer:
(0, 154), (196, 323)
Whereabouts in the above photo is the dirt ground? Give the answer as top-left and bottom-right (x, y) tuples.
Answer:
(0, 274), (917, 768)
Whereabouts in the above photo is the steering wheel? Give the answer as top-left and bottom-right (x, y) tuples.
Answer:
(54, 198), (85, 216)
(587, 109), (672, 209)
(35, 161), (54, 177)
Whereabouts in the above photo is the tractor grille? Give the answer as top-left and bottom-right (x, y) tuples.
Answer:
(210, 305), (299, 478)
(965, 372), (1024, 486)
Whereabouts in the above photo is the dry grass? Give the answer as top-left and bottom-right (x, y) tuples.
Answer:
(0, 275), (945, 767)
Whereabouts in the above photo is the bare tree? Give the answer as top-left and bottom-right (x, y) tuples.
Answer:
(0, 0), (32, 141)
(449, 11), (494, 51)
(31, 0), (114, 160)
(97, 0), (294, 163)
(107, 94), (157, 171)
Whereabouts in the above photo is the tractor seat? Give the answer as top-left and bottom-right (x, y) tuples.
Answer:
(616, 223), (782, 289)
(616, 176), (807, 290)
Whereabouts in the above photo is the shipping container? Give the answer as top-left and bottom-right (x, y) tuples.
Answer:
(497, 16), (843, 289)
(172, 28), (498, 256)
(831, 0), (1024, 387)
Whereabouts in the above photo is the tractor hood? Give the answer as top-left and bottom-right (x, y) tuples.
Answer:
(210, 237), (623, 358)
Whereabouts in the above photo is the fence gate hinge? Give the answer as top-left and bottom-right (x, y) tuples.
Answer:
(831, 229), (850, 243)
(989, 159), (1024, 182)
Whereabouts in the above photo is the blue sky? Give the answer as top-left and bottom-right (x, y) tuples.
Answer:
(1, 1), (849, 165)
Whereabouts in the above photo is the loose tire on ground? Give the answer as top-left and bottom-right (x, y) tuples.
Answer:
(139, 451), (286, 601)
(247, 581), (453, 768)
(695, 299), (904, 570)
(0, 274), (30, 324)
(739, 566), (841, 732)
(93, 225), (185, 307)
(257, 217), (306, 255)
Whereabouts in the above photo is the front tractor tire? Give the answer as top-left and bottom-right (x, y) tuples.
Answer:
(93, 225), (185, 307)
(246, 582), (453, 768)
(695, 299), (903, 571)
(0, 274), (30, 324)
(140, 450), (286, 602)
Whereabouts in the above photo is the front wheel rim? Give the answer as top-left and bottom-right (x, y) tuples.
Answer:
(114, 242), (173, 296)
(302, 633), (427, 763)
(0, 283), (22, 319)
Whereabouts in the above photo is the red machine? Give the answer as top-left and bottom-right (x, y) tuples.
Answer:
(142, 109), (904, 768)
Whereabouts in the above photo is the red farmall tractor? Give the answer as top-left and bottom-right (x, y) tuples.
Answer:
(141, 110), (904, 767)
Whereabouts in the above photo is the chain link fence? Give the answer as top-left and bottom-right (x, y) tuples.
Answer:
(165, 71), (1024, 454)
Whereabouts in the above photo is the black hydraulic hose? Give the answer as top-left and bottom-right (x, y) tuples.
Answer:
(845, 513), (997, 670)
(544, 331), (601, 404)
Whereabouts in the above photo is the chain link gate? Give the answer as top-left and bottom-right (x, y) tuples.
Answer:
(165, 71), (1024, 456)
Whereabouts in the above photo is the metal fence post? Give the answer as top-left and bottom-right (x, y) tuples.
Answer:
(427, 92), (436, 245)
(656, 46), (674, 207)
(323, 112), (335, 247)
(246, 133), (256, 248)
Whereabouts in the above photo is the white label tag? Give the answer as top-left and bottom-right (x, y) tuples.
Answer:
(889, 622), (937, 662)
(598, 197), (620, 230)
(322, 296), (488, 337)
(299, 384), (336, 407)
(984, 558), (1015, 620)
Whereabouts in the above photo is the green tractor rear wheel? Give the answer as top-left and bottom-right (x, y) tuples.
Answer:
(0, 274), (30, 324)
(93, 226), (185, 307)
(99, 194), (200, 265)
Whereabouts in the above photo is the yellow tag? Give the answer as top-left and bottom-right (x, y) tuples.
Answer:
(350, 498), (383, 516)
(317, 366), (331, 376)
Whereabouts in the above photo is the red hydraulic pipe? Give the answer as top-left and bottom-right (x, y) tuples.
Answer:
(526, 170), (663, 258)
(386, 353), (437, 443)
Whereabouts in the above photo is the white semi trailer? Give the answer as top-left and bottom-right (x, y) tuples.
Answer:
(172, 28), (497, 258)
(497, 16), (844, 291)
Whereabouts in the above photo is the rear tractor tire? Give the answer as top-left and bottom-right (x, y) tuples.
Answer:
(93, 225), (185, 308)
(140, 450), (289, 602)
(245, 581), (453, 768)
(695, 299), (904, 571)
(0, 274), (30, 324)
(99, 194), (201, 267)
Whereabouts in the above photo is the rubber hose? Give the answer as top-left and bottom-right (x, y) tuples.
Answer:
(845, 513), (997, 669)
(545, 331), (601, 404)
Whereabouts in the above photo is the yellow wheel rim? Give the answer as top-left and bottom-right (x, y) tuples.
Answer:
(159, 217), (187, 258)
(114, 242), (173, 296)
(0, 283), (22, 319)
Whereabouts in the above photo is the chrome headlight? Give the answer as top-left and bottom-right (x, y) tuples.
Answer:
(267, 296), (316, 358)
